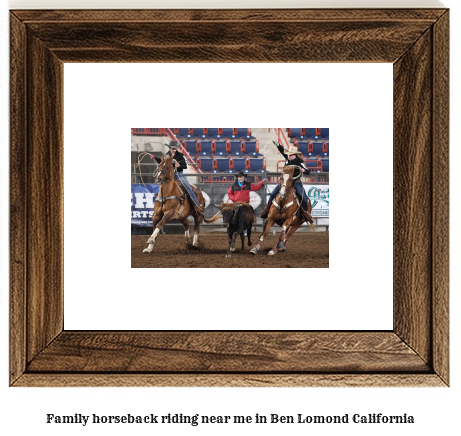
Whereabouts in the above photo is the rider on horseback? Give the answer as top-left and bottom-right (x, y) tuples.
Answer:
(152, 140), (204, 216)
(260, 141), (313, 223)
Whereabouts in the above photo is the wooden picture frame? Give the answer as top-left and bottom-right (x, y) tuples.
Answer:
(10, 9), (449, 387)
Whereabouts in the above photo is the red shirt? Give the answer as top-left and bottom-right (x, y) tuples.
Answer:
(228, 180), (264, 203)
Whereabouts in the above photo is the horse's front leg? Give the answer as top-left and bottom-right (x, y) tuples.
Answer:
(250, 217), (274, 255)
(143, 209), (174, 253)
(143, 210), (162, 253)
(269, 216), (294, 255)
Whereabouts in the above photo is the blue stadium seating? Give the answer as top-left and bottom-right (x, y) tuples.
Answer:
(182, 140), (198, 155)
(198, 141), (214, 156)
(297, 142), (310, 154)
(199, 158), (214, 172)
(214, 141), (228, 157)
(320, 128), (329, 139)
(243, 141), (263, 157)
(305, 128), (319, 139)
(191, 128), (205, 136)
(215, 158), (232, 171)
(228, 141), (244, 157)
(178, 128), (190, 137)
(207, 128), (219, 137)
(288, 128), (303, 138)
(247, 158), (265, 171)
(232, 158), (247, 171)
(321, 159), (329, 172)
(221, 128), (234, 138)
(310, 142), (324, 157)
(235, 128), (250, 137)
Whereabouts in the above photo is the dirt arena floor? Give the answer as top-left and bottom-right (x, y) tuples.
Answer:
(131, 232), (329, 268)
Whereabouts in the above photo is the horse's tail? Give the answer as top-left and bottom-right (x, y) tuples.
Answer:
(203, 211), (222, 224)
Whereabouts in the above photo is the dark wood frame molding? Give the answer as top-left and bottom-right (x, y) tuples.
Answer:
(10, 9), (449, 387)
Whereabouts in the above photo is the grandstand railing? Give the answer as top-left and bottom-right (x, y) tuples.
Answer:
(131, 128), (166, 136)
(270, 128), (290, 149)
(132, 168), (329, 186)
(171, 128), (255, 138)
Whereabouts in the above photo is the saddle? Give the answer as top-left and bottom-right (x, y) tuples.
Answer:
(175, 180), (200, 200)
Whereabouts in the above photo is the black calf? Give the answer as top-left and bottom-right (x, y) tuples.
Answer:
(220, 203), (254, 258)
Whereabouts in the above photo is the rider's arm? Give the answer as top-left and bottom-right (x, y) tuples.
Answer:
(251, 180), (265, 191)
(277, 144), (288, 160)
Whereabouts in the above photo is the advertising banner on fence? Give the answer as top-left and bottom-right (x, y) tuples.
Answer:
(131, 183), (266, 227)
(266, 184), (329, 217)
(307, 184), (329, 217)
(131, 184), (158, 227)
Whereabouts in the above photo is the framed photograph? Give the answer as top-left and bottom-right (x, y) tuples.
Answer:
(10, 9), (449, 387)
(129, 126), (329, 267)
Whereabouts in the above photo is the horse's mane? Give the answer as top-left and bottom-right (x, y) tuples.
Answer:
(160, 154), (174, 163)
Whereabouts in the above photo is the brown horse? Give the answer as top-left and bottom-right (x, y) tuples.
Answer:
(143, 155), (206, 253)
(250, 166), (314, 256)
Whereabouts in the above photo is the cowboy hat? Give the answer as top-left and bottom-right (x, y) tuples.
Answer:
(164, 140), (181, 149)
(286, 145), (303, 155)
(236, 171), (246, 178)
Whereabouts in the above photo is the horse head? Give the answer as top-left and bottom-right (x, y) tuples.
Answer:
(279, 166), (295, 199)
(156, 154), (175, 183)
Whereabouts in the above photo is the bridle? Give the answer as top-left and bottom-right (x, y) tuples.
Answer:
(155, 158), (175, 186)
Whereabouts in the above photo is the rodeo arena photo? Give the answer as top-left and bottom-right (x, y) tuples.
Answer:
(131, 128), (329, 268)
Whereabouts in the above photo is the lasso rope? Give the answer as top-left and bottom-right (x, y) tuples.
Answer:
(136, 152), (159, 196)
